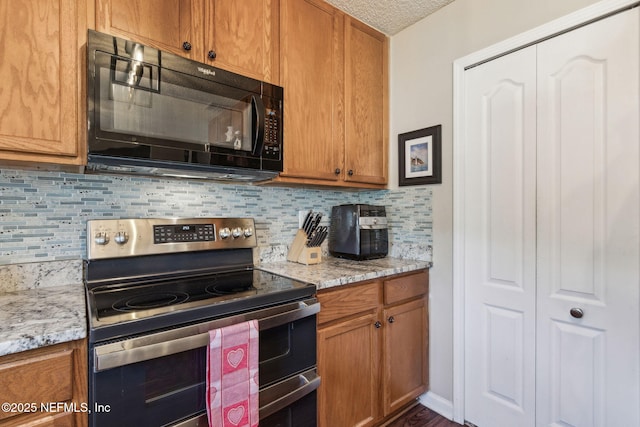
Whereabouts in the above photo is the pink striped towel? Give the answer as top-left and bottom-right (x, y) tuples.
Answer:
(207, 320), (259, 427)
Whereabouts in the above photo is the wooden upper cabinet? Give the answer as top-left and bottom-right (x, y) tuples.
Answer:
(95, 0), (279, 83)
(0, 0), (86, 166)
(279, 0), (345, 182)
(206, 0), (280, 83)
(344, 16), (388, 185)
(274, 1), (388, 189)
(95, 0), (201, 60)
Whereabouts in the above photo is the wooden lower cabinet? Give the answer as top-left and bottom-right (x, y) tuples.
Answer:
(318, 311), (381, 426)
(0, 339), (88, 427)
(317, 270), (429, 427)
(383, 298), (428, 416)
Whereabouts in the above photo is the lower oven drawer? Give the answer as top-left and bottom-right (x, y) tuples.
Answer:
(89, 299), (319, 427)
(261, 390), (318, 427)
(172, 369), (320, 427)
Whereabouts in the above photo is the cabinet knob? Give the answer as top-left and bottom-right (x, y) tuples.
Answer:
(570, 307), (584, 319)
(388, 316), (395, 324)
(374, 321), (382, 329)
(334, 168), (341, 175)
(182, 41), (192, 51)
(348, 169), (354, 176)
(208, 50), (217, 60)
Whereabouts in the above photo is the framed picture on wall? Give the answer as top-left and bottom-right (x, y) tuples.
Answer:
(398, 125), (442, 186)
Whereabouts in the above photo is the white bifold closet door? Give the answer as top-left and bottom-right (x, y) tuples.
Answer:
(535, 7), (640, 427)
(463, 7), (639, 427)
(463, 42), (538, 427)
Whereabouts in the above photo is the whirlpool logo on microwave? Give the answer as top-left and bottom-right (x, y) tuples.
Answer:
(197, 66), (216, 77)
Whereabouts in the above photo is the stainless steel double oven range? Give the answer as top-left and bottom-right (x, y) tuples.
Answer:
(84, 218), (319, 427)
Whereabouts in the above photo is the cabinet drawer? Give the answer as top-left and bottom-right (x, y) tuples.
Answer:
(318, 281), (380, 325)
(383, 270), (428, 305)
(0, 349), (74, 421)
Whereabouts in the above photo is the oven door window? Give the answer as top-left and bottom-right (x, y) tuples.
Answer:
(92, 347), (206, 426)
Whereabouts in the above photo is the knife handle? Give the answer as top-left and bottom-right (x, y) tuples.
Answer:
(302, 210), (313, 234)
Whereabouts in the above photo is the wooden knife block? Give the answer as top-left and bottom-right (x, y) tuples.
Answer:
(287, 229), (322, 265)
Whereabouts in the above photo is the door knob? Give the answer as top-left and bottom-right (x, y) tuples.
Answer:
(570, 307), (584, 319)
(374, 321), (382, 329)
(388, 316), (395, 324)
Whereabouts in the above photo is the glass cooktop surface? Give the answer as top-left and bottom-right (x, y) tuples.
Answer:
(86, 268), (315, 342)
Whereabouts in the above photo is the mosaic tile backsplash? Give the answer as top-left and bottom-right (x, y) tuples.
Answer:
(0, 168), (432, 265)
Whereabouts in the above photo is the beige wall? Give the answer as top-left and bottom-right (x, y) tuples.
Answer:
(389, 0), (601, 404)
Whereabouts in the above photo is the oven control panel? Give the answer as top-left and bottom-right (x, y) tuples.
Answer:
(153, 224), (215, 243)
(87, 218), (257, 260)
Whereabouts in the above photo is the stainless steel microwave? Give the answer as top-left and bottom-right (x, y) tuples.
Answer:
(86, 30), (283, 181)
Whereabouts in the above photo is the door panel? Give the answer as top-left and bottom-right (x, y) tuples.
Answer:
(463, 45), (537, 427)
(536, 7), (640, 426)
(279, 0), (344, 181)
(206, 0), (279, 83)
(0, 0), (79, 158)
(550, 321), (605, 427)
(344, 18), (388, 184)
(484, 305), (525, 408)
(96, 0), (200, 60)
(383, 298), (428, 416)
(547, 57), (606, 300)
(317, 312), (379, 427)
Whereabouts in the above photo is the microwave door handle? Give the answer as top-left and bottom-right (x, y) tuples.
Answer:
(251, 94), (265, 156)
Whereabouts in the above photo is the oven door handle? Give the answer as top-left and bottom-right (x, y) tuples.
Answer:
(94, 298), (319, 372)
(259, 368), (321, 420)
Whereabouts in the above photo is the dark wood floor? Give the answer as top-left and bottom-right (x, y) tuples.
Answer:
(386, 404), (461, 427)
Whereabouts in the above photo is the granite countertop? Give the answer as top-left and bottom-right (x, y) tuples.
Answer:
(258, 256), (430, 290)
(0, 260), (87, 357)
(0, 256), (427, 357)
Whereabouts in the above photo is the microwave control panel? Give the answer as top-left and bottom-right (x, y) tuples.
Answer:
(262, 97), (282, 160)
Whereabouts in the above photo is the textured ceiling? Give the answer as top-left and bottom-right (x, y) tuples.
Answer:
(325, 0), (455, 35)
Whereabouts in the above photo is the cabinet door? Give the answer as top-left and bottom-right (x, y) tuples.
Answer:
(95, 0), (202, 61)
(318, 312), (380, 427)
(0, 339), (87, 426)
(206, 0), (279, 83)
(279, 0), (344, 181)
(0, 0), (84, 164)
(344, 17), (388, 185)
(383, 298), (428, 416)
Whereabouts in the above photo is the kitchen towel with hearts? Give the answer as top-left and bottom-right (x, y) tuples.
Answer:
(207, 320), (259, 427)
